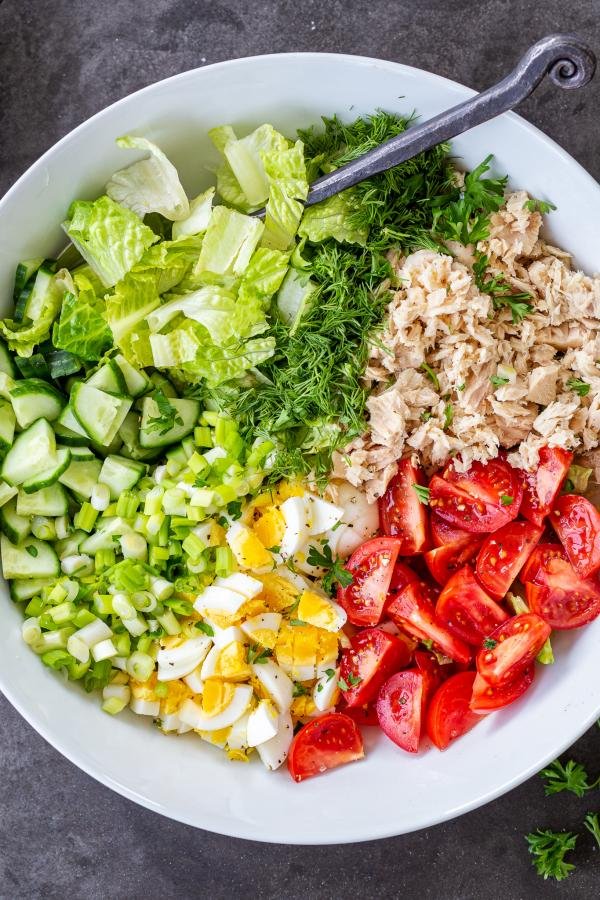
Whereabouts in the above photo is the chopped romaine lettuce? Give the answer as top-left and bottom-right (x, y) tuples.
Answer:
(106, 136), (190, 221)
(132, 234), (203, 294)
(195, 207), (264, 279)
(52, 274), (112, 361)
(63, 196), (158, 287)
(261, 141), (309, 251)
(298, 190), (368, 245)
(172, 188), (215, 239)
(237, 247), (290, 306)
(105, 271), (160, 369)
(146, 286), (237, 334)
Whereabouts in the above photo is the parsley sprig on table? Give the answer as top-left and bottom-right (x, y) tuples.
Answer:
(526, 830), (578, 881)
(540, 759), (599, 798)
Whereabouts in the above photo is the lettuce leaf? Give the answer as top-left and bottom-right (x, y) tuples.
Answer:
(261, 140), (309, 251)
(63, 196), (158, 288)
(0, 268), (73, 357)
(146, 286), (236, 334)
(106, 136), (190, 221)
(237, 247), (290, 306)
(132, 234), (203, 294)
(209, 124), (289, 210)
(195, 206), (263, 279)
(105, 271), (160, 369)
(52, 274), (112, 361)
(298, 190), (368, 245)
(172, 188), (215, 239)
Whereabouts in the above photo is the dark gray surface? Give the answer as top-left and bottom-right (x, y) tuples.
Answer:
(1, 1), (600, 897)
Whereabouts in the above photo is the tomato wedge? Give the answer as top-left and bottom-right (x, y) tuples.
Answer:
(414, 648), (447, 700)
(470, 665), (534, 713)
(431, 511), (472, 547)
(443, 457), (524, 511)
(426, 671), (480, 749)
(337, 537), (403, 626)
(387, 581), (471, 665)
(343, 704), (379, 726)
(425, 537), (482, 586)
(520, 446), (573, 526)
(525, 565), (600, 629)
(520, 542), (567, 585)
(339, 627), (410, 707)
(436, 565), (509, 646)
(376, 670), (426, 753)
(476, 613), (551, 685)
(551, 494), (600, 578)
(429, 475), (517, 534)
(383, 560), (420, 615)
(476, 520), (543, 599)
(379, 458), (430, 554)
(287, 713), (364, 782)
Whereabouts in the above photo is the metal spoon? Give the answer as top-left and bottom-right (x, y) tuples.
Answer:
(253, 33), (596, 217)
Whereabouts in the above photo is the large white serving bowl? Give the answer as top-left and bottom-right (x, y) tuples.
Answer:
(1, 53), (600, 845)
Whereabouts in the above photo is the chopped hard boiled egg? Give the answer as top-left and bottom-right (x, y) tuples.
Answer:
(200, 641), (251, 682)
(156, 636), (212, 681)
(246, 699), (279, 746)
(240, 612), (282, 648)
(279, 496), (311, 558)
(251, 659), (293, 712)
(313, 666), (340, 711)
(179, 684), (253, 731)
(201, 679), (236, 716)
(255, 711), (294, 771)
(297, 590), (347, 632)
(275, 622), (339, 682)
(226, 521), (273, 572)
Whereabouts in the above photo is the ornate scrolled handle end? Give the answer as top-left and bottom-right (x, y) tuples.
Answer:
(536, 34), (596, 90)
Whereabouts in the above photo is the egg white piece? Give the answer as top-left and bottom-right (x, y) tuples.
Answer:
(313, 667), (340, 711)
(246, 700), (279, 747)
(157, 636), (212, 681)
(240, 612), (282, 643)
(212, 624), (246, 649)
(159, 712), (183, 732)
(251, 659), (293, 712)
(129, 698), (160, 717)
(256, 712), (294, 771)
(179, 685), (253, 731)
(275, 566), (312, 593)
(328, 482), (379, 559)
(199, 645), (221, 680)
(214, 572), (263, 599)
(306, 495), (344, 535)
(183, 666), (204, 694)
(194, 585), (247, 617)
(279, 496), (311, 558)
(227, 712), (250, 750)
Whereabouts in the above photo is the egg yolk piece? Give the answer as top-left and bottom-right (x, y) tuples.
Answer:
(202, 679), (236, 717)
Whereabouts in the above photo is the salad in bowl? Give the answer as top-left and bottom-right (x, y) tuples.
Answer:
(2, 104), (600, 789)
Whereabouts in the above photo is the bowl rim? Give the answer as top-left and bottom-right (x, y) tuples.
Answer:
(1, 51), (600, 844)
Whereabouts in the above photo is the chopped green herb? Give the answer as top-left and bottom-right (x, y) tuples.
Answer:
(500, 494), (514, 506)
(284, 596), (301, 616)
(483, 637), (498, 650)
(267, 545), (281, 554)
(194, 621), (215, 637)
(540, 759), (597, 798)
(526, 829), (577, 881)
(584, 813), (600, 849)
(443, 402), (453, 429)
(289, 618), (309, 627)
(338, 672), (362, 692)
(566, 377), (590, 397)
(457, 382), (466, 391)
(420, 410), (432, 422)
(292, 682), (309, 698)
(226, 500), (243, 519)
(306, 541), (353, 594)
(490, 374), (510, 387)
(325, 668), (336, 681)
(474, 251), (533, 323)
(412, 484), (430, 506)
(524, 197), (557, 215)
(147, 389), (184, 435)
(420, 362), (440, 390)
(247, 644), (273, 664)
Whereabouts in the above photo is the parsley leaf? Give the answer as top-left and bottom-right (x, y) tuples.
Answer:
(490, 374), (510, 387)
(500, 494), (514, 506)
(412, 484), (430, 506)
(540, 759), (596, 798)
(147, 389), (183, 435)
(289, 618), (309, 627)
(226, 500), (243, 519)
(433, 155), (507, 245)
(482, 638), (498, 649)
(338, 672), (362, 692)
(292, 682), (309, 698)
(443, 402), (453, 429)
(526, 830), (577, 881)
(567, 377), (590, 397)
(524, 197), (556, 215)
(306, 541), (353, 594)
(247, 644), (273, 664)
(584, 813), (600, 849)
(194, 621), (215, 637)
(473, 251), (533, 323)
(420, 362), (440, 390)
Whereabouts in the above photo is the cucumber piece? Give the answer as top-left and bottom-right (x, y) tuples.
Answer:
(90, 431), (123, 459)
(148, 371), (177, 398)
(0, 482), (18, 509)
(71, 382), (132, 447)
(0, 534), (60, 580)
(55, 530), (86, 558)
(113, 354), (150, 398)
(21, 447), (71, 493)
(53, 423), (90, 447)
(13, 258), (45, 304)
(9, 378), (65, 428)
(23, 264), (59, 322)
(118, 412), (160, 461)
(66, 446), (95, 461)
(0, 340), (16, 377)
(0, 371), (16, 401)
(10, 577), (54, 602)
(17, 483), (69, 517)
(57, 403), (89, 438)
(59, 457), (102, 499)
(0, 497), (30, 543)
(98, 454), (146, 499)
(0, 418), (56, 486)
(0, 400), (16, 453)
(80, 516), (133, 554)
(139, 397), (200, 448)
(87, 360), (127, 395)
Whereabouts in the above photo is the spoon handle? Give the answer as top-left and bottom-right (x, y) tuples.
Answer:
(305, 33), (596, 207)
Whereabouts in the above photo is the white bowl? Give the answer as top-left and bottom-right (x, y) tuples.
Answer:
(1, 53), (600, 845)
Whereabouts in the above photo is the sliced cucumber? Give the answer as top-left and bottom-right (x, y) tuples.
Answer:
(80, 516), (133, 554)
(0, 340), (16, 377)
(0, 400), (16, 454)
(9, 378), (65, 428)
(1, 418), (56, 486)
(139, 397), (200, 448)
(118, 412), (160, 461)
(21, 447), (71, 494)
(0, 497), (30, 543)
(0, 481), (18, 509)
(13, 258), (45, 303)
(71, 382), (132, 447)
(148, 371), (177, 398)
(53, 423), (90, 447)
(0, 534), (60, 580)
(87, 360), (127, 395)
(17, 483), (69, 517)
(98, 455), (146, 500)
(23, 264), (59, 322)
(55, 530), (86, 558)
(90, 431), (123, 459)
(66, 446), (95, 461)
(57, 403), (88, 438)
(114, 354), (150, 398)
(0, 371), (16, 401)
(10, 576), (54, 602)
(59, 457), (102, 499)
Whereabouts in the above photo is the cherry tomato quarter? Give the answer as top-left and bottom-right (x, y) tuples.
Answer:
(337, 537), (403, 626)
(339, 627), (410, 707)
(425, 537), (482, 586)
(551, 494), (600, 579)
(426, 671), (480, 750)
(287, 713), (364, 783)
(379, 458), (430, 554)
(476, 520), (543, 599)
(435, 565), (509, 646)
(376, 670), (425, 753)
(470, 665), (534, 714)
(476, 613), (551, 685)
(520, 446), (573, 527)
(387, 581), (472, 665)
